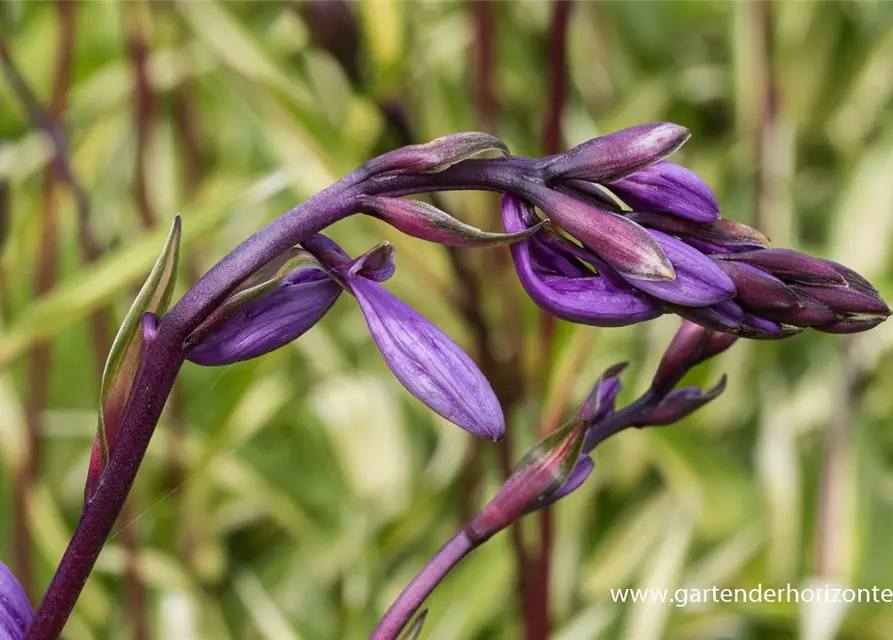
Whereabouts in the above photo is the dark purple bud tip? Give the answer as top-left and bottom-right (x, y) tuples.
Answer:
(652, 320), (737, 393)
(361, 195), (548, 247)
(468, 418), (587, 541)
(0, 561), (32, 640)
(576, 362), (628, 424)
(715, 249), (847, 287)
(814, 315), (887, 334)
(527, 189), (675, 281)
(791, 283), (891, 317)
(540, 122), (691, 183)
(607, 161), (720, 222)
(360, 132), (509, 177)
(641, 375), (727, 426)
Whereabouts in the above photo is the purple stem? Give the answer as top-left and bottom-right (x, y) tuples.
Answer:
(26, 158), (541, 639)
(370, 530), (475, 640)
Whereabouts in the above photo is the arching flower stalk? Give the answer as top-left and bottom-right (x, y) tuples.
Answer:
(27, 126), (888, 639)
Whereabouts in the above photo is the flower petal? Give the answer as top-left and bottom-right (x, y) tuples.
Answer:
(0, 561), (32, 640)
(344, 274), (504, 440)
(608, 161), (719, 222)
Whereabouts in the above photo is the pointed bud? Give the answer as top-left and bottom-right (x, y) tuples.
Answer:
(615, 230), (735, 306)
(814, 315), (887, 334)
(338, 248), (504, 441)
(540, 123), (691, 183)
(640, 376), (727, 426)
(759, 295), (840, 327)
(652, 322), (708, 393)
(735, 314), (787, 339)
(576, 362), (627, 425)
(791, 283), (891, 317)
(360, 195), (547, 247)
(607, 161), (720, 222)
(185, 260), (343, 366)
(0, 561), (32, 640)
(629, 213), (770, 252)
(469, 418), (587, 541)
(501, 196), (662, 326)
(359, 132), (509, 177)
(87, 216), (181, 500)
(528, 190), (675, 281)
(715, 249), (847, 287)
(714, 260), (802, 312)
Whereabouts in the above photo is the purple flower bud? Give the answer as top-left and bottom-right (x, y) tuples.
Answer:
(651, 321), (736, 393)
(359, 195), (547, 247)
(607, 161), (720, 222)
(615, 230), (736, 306)
(714, 260), (801, 311)
(628, 214), (770, 253)
(527, 189), (676, 281)
(0, 561), (32, 640)
(359, 132), (509, 177)
(715, 249), (847, 287)
(641, 376), (727, 426)
(814, 315), (887, 334)
(338, 249), (504, 440)
(735, 314), (788, 340)
(469, 418), (586, 540)
(502, 196), (662, 326)
(791, 283), (890, 317)
(671, 299), (745, 332)
(576, 362), (626, 425)
(185, 262), (343, 366)
(540, 122), (691, 183)
(759, 296), (839, 327)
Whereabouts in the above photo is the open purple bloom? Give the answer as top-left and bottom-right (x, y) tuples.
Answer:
(501, 195), (662, 326)
(0, 561), (32, 640)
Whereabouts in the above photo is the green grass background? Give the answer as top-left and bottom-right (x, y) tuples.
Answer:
(2, 2), (893, 639)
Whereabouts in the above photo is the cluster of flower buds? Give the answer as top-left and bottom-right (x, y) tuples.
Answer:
(469, 320), (735, 542)
(0, 561), (31, 640)
(503, 123), (889, 338)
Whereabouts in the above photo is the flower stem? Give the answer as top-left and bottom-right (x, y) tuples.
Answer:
(370, 531), (475, 640)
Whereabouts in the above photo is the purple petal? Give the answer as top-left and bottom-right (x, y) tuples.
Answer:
(0, 561), (32, 640)
(576, 363), (626, 425)
(186, 269), (342, 366)
(502, 196), (663, 326)
(736, 314), (786, 339)
(529, 236), (593, 278)
(608, 161), (719, 222)
(344, 275), (504, 440)
(519, 191), (675, 282)
(541, 123), (691, 183)
(714, 260), (801, 312)
(759, 294), (839, 327)
(618, 230), (736, 306)
(539, 455), (595, 507)
(715, 249), (847, 287)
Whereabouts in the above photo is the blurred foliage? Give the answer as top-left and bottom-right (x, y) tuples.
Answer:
(2, 1), (893, 639)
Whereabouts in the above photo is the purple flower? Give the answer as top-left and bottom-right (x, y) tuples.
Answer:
(0, 561), (32, 640)
(501, 195), (662, 326)
(327, 243), (505, 441)
(608, 161), (720, 222)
